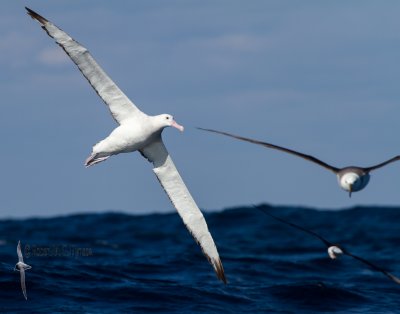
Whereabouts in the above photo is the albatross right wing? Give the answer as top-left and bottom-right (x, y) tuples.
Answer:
(140, 138), (226, 284)
(26, 7), (145, 125)
(17, 241), (24, 263)
(199, 128), (339, 173)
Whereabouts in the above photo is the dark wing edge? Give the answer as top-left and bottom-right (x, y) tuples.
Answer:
(363, 156), (400, 173)
(26, 7), (48, 24)
(198, 128), (339, 173)
(343, 249), (400, 285)
(256, 205), (333, 247)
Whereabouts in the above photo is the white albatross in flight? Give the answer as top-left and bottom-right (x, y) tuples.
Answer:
(26, 7), (226, 283)
(256, 205), (400, 285)
(14, 241), (31, 300)
(199, 128), (400, 197)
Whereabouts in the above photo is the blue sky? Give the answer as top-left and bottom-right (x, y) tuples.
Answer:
(1, 1), (400, 217)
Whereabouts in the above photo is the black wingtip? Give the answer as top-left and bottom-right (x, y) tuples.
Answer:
(197, 127), (211, 132)
(25, 7), (48, 25)
(196, 127), (237, 140)
(197, 127), (217, 133)
(215, 258), (227, 284)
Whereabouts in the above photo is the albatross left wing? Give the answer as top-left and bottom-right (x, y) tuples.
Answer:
(363, 155), (400, 173)
(342, 249), (400, 285)
(26, 7), (145, 125)
(257, 205), (334, 248)
(20, 268), (27, 300)
(140, 139), (226, 283)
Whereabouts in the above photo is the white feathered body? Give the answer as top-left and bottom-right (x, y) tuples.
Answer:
(92, 116), (161, 157)
(337, 168), (370, 192)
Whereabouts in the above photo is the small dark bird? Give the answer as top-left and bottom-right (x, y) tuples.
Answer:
(198, 128), (400, 197)
(256, 205), (400, 284)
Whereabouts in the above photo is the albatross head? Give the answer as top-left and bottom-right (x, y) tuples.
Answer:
(338, 170), (369, 197)
(156, 114), (184, 132)
(341, 172), (358, 195)
(328, 246), (343, 259)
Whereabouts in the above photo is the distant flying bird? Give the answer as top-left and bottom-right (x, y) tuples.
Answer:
(256, 205), (400, 285)
(199, 128), (400, 197)
(26, 7), (226, 283)
(14, 241), (31, 300)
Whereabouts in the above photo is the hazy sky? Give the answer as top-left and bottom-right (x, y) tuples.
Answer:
(1, 1), (400, 217)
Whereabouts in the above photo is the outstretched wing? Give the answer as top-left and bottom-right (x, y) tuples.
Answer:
(256, 205), (334, 248)
(140, 138), (226, 283)
(20, 269), (28, 300)
(17, 241), (24, 263)
(26, 7), (145, 124)
(342, 249), (400, 284)
(363, 156), (400, 173)
(199, 128), (339, 173)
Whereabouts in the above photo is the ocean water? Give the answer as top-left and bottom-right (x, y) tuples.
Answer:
(0, 205), (399, 313)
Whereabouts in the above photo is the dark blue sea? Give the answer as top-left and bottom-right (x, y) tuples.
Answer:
(0, 205), (399, 313)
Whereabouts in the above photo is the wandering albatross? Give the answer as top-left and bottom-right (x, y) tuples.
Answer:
(256, 205), (400, 285)
(26, 7), (226, 283)
(199, 128), (400, 197)
(14, 241), (31, 300)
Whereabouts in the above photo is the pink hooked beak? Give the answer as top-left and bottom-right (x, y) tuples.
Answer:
(171, 120), (184, 132)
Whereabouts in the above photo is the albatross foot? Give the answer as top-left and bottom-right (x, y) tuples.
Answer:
(85, 153), (110, 167)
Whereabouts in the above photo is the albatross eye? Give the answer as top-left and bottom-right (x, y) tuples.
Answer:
(166, 116), (170, 120)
